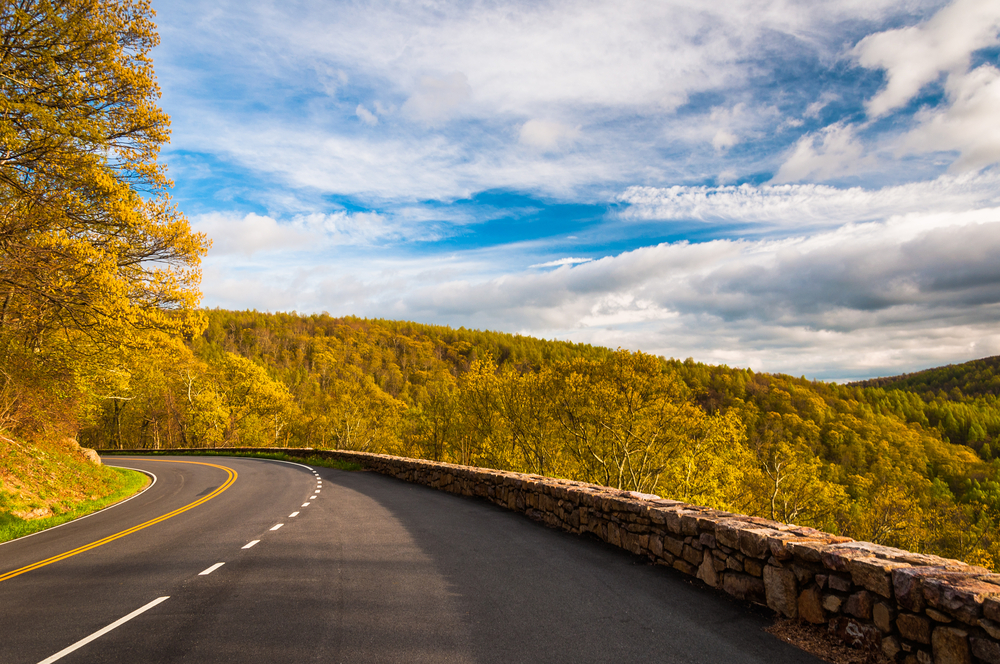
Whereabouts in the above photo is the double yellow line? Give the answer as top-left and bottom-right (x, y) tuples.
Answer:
(0, 459), (237, 584)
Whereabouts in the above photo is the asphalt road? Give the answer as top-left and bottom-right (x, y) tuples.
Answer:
(0, 455), (823, 663)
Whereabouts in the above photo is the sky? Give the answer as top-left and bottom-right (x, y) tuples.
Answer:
(151, 0), (1000, 381)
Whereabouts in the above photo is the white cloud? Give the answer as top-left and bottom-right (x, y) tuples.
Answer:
(617, 171), (1000, 228)
(192, 210), (397, 257)
(901, 65), (1000, 171)
(712, 130), (738, 152)
(402, 72), (472, 123)
(529, 257), (593, 268)
(356, 104), (378, 125)
(854, 0), (1000, 118)
(519, 120), (581, 151)
(772, 122), (868, 183)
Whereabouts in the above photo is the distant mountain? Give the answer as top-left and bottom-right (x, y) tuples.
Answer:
(850, 355), (1000, 399)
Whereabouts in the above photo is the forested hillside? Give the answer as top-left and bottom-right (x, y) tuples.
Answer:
(78, 309), (1000, 569)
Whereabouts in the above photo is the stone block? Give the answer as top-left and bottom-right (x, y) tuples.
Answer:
(922, 575), (1000, 626)
(980, 618), (1000, 639)
(664, 536), (684, 557)
(764, 565), (798, 618)
(897, 613), (932, 644)
(683, 544), (703, 566)
(699, 532), (716, 549)
(698, 553), (720, 588)
(649, 534), (664, 559)
(744, 558), (764, 577)
(829, 616), (881, 650)
(829, 574), (852, 592)
(845, 590), (874, 620)
(723, 573), (767, 605)
(816, 574), (828, 589)
(823, 594), (843, 613)
(874, 601), (895, 632)
(740, 528), (774, 559)
(791, 563), (816, 584)
(895, 567), (929, 613)
(970, 636), (1000, 664)
(786, 540), (831, 564)
(798, 587), (825, 624)
(673, 559), (697, 576)
(882, 636), (902, 659)
(726, 557), (743, 572)
(931, 626), (970, 664)
(715, 519), (748, 548)
(925, 608), (952, 623)
(849, 557), (910, 598)
(986, 596), (1000, 623)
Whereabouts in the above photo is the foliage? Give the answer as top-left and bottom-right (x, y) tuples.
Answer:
(0, 0), (208, 439)
(77, 310), (1000, 569)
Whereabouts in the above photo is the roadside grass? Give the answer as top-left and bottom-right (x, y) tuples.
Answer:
(0, 466), (149, 544)
(99, 449), (364, 472)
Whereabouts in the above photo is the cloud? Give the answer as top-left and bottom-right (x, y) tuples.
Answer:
(356, 104), (378, 125)
(192, 210), (397, 256)
(402, 72), (472, 122)
(529, 257), (593, 268)
(519, 120), (581, 151)
(772, 122), (868, 183)
(901, 64), (1000, 171)
(853, 0), (1000, 118)
(617, 171), (1000, 228)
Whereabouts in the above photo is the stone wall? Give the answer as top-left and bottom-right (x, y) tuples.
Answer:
(115, 447), (1000, 664)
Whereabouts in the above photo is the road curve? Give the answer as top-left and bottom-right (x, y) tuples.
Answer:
(0, 455), (822, 663)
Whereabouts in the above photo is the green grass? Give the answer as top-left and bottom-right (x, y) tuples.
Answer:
(99, 449), (365, 472)
(0, 466), (150, 544)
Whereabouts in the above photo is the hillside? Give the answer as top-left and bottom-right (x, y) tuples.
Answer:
(0, 433), (148, 542)
(75, 309), (1000, 569)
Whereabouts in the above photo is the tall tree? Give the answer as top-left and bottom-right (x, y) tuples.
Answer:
(0, 0), (207, 430)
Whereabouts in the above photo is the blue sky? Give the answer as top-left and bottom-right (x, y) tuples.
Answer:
(151, 0), (1000, 380)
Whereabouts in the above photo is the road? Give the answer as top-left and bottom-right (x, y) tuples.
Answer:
(0, 455), (822, 663)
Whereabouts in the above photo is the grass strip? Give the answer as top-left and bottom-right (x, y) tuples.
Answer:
(0, 467), (150, 545)
(99, 449), (364, 472)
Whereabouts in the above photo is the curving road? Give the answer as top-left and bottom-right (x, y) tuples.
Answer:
(0, 456), (822, 663)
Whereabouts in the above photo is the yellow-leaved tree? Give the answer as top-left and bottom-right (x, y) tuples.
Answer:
(0, 0), (207, 433)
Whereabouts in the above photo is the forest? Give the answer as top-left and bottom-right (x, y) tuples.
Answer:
(72, 309), (1000, 570)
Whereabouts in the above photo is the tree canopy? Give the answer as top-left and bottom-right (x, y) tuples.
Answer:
(0, 0), (206, 434)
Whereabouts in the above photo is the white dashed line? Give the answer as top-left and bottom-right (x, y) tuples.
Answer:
(310, 495), (318, 500)
(270, 523), (283, 531)
(301, 502), (310, 507)
(199, 562), (225, 576)
(289, 511), (299, 517)
(37, 596), (170, 664)
(242, 540), (260, 549)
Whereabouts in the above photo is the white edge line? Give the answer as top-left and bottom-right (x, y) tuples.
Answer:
(37, 596), (170, 664)
(0, 467), (158, 548)
(270, 523), (283, 531)
(242, 540), (260, 549)
(199, 562), (225, 576)
(252, 458), (314, 472)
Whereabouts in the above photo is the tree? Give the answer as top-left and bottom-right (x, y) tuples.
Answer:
(0, 0), (207, 370)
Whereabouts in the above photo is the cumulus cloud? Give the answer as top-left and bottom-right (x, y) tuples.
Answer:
(772, 122), (868, 183)
(854, 0), (1000, 118)
(901, 65), (1000, 171)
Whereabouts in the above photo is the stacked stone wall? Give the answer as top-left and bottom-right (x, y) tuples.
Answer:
(112, 447), (1000, 663)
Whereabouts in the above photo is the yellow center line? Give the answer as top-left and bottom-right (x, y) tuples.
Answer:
(0, 459), (237, 584)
